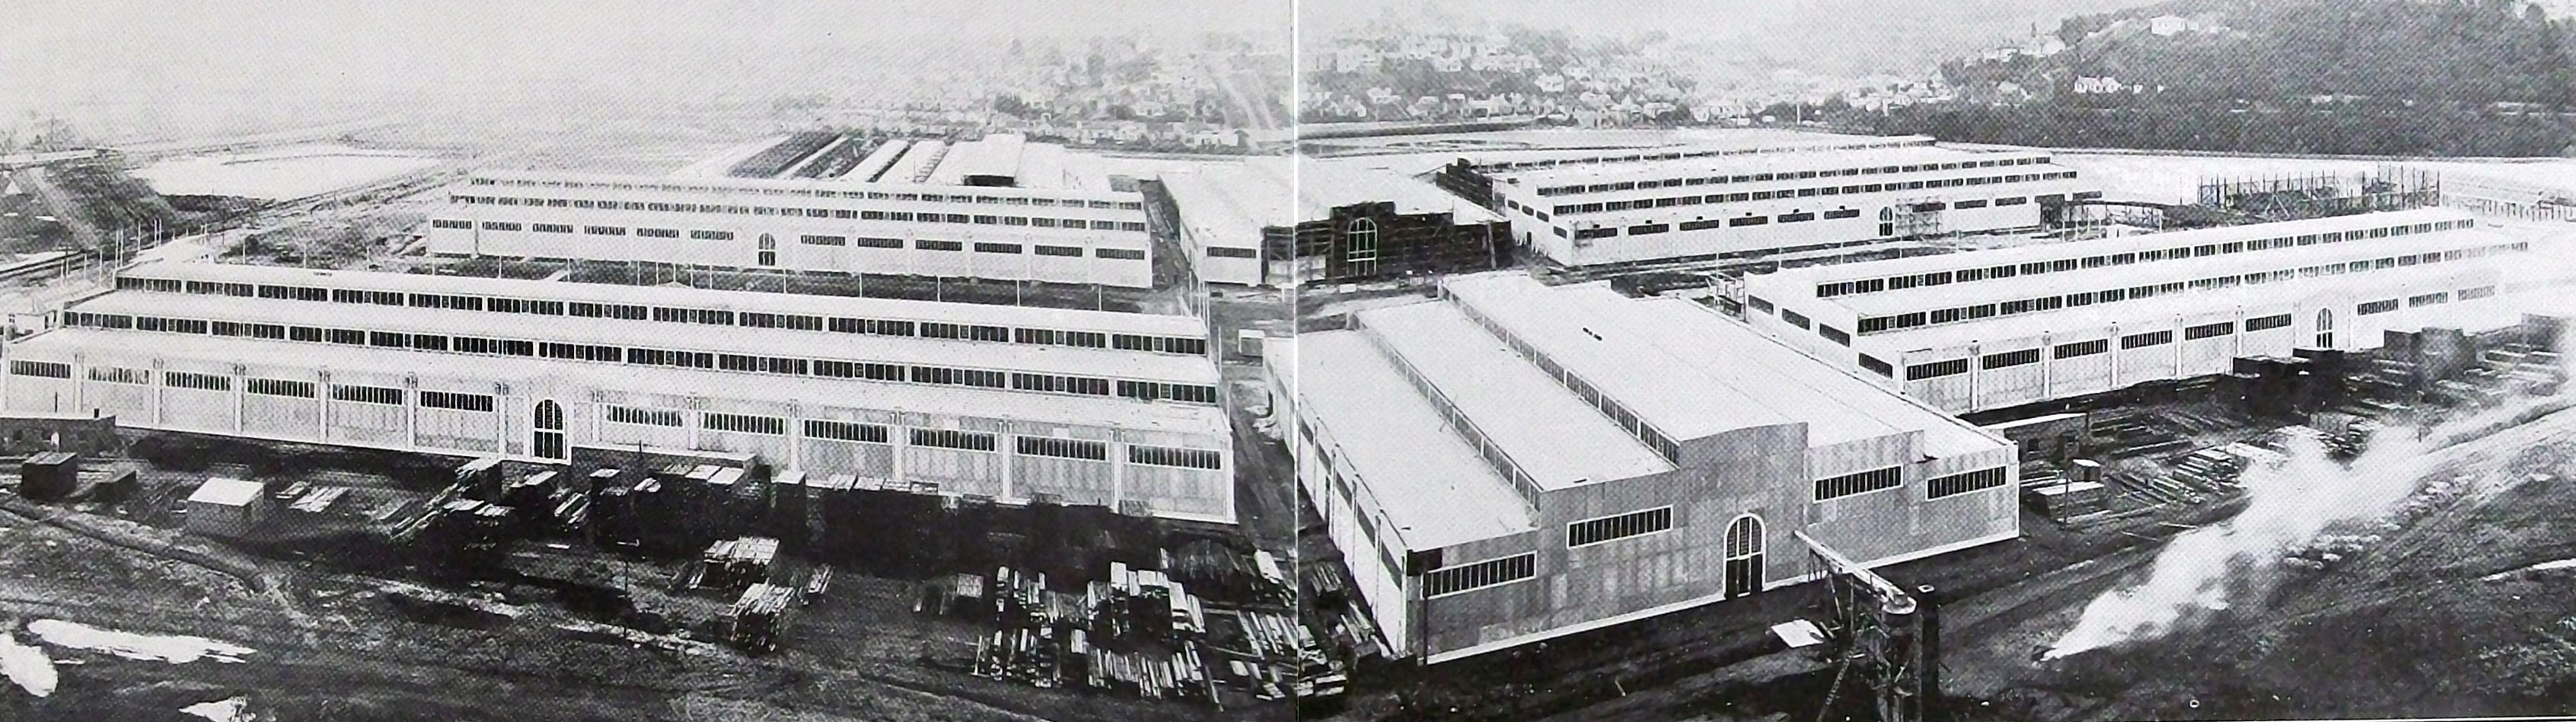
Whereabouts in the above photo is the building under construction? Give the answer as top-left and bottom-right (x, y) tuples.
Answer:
(2195, 166), (2441, 223)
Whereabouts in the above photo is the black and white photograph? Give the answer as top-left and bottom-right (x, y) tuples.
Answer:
(5, 0), (2576, 720)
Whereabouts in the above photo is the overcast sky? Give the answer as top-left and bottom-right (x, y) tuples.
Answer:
(1, 0), (1289, 141)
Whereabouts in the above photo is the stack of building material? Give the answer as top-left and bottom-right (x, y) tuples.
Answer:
(724, 583), (799, 653)
(698, 537), (780, 590)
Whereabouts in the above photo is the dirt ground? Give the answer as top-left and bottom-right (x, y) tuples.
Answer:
(0, 452), (1292, 722)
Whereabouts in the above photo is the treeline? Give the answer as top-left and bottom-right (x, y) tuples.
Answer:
(1991, 0), (2576, 107)
(1870, 104), (2576, 157)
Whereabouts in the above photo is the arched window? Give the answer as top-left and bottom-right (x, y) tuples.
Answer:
(2315, 308), (2335, 349)
(1344, 218), (1380, 276)
(533, 400), (566, 460)
(1724, 515), (1765, 599)
(1344, 219), (1378, 261)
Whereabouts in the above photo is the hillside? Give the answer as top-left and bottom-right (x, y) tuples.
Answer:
(1870, 0), (2576, 156)
(1956, 0), (2574, 106)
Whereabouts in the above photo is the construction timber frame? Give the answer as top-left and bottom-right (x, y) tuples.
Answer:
(1797, 530), (1941, 722)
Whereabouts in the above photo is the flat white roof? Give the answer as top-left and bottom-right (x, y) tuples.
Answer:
(18, 328), (1229, 436)
(69, 292), (1218, 385)
(1446, 273), (2001, 455)
(1824, 227), (2519, 317)
(1758, 208), (2475, 289)
(1358, 300), (1675, 487)
(477, 165), (1135, 201)
(1443, 274), (1793, 440)
(1297, 331), (1535, 549)
(1299, 158), (1503, 223)
(188, 478), (264, 507)
(1493, 145), (2048, 189)
(1162, 157), (1296, 247)
(118, 261), (1206, 337)
(1859, 259), (2503, 352)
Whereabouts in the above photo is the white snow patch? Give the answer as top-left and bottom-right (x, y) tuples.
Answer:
(181, 696), (252, 722)
(27, 620), (256, 664)
(0, 631), (56, 698)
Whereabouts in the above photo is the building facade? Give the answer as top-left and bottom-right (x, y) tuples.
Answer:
(1742, 209), (2526, 414)
(12, 262), (1237, 523)
(1280, 200), (1510, 286)
(425, 168), (1157, 288)
(1478, 143), (2098, 267)
(1288, 273), (2016, 663)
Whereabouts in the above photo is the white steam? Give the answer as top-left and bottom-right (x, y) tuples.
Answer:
(2045, 286), (2576, 660)
(2042, 428), (2441, 659)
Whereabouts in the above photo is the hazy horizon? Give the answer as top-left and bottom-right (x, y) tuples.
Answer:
(1, 0), (1290, 145)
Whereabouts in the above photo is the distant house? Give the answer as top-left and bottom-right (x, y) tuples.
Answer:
(2074, 76), (2125, 94)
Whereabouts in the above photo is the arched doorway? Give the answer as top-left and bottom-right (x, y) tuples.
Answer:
(533, 400), (565, 461)
(756, 233), (777, 267)
(1724, 515), (1765, 599)
(2314, 308), (2335, 350)
(1344, 218), (1379, 277)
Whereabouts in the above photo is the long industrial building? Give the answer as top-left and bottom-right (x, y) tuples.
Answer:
(1476, 142), (2099, 267)
(1742, 209), (2527, 414)
(11, 261), (1235, 522)
(425, 135), (1156, 288)
(1288, 272), (2017, 663)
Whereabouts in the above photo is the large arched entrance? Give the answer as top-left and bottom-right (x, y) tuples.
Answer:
(2314, 308), (2335, 350)
(1724, 515), (1765, 599)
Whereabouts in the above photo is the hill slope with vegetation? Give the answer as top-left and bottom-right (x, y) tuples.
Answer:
(1870, 0), (2576, 155)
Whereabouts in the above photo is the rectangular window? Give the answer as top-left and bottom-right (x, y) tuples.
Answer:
(1128, 445), (1223, 469)
(1728, 216), (1768, 227)
(799, 234), (846, 246)
(2409, 292), (2450, 307)
(917, 239), (963, 251)
(247, 378), (314, 398)
(584, 225), (627, 235)
(1567, 506), (1674, 548)
(2459, 286), (2497, 300)
(419, 391), (496, 412)
(163, 371), (231, 391)
(689, 229), (735, 241)
(1981, 348), (2042, 369)
(804, 420), (889, 443)
(2055, 339), (2110, 358)
(604, 406), (684, 426)
(1927, 468), (2009, 499)
(1819, 325), (1851, 346)
(1034, 244), (1083, 257)
(1905, 359), (1969, 379)
(1422, 554), (1537, 598)
(702, 412), (786, 435)
(2358, 299), (2399, 315)
(2246, 314), (2293, 331)
(1015, 436), (1109, 461)
(910, 428), (998, 452)
(87, 366), (151, 385)
(1858, 354), (1894, 377)
(1097, 248), (1146, 260)
(1780, 309), (1811, 330)
(972, 242), (1022, 254)
(1816, 467), (1903, 500)
(330, 385), (403, 405)
(2184, 321), (2236, 339)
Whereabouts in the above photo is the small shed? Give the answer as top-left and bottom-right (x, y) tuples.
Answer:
(186, 478), (267, 538)
(19, 451), (77, 500)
